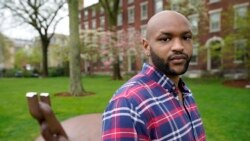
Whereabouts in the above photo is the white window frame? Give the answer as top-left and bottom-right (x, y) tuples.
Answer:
(234, 2), (249, 28)
(128, 6), (135, 24)
(117, 12), (123, 26)
(84, 10), (88, 19)
(127, 48), (137, 72)
(190, 43), (199, 65)
(99, 7), (104, 14)
(170, 0), (180, 11)
(128, 27), (135, 44)
(140, 1), (148, 20)
(99, 16), (105, 29)
(209, 9), (222, 33)
(92, 9), (96, 17)
(188, 0), (198, 6)
(117, 30), (123, 42)
(84, 21), (89, 29)
(128, 0), (134, 4)
(92, 19), (96, 29)
(119, 0), (123, 7)
(209, 0), (220, 4)
(234, 39), (246, 63)
(188, 14), (199, 35)
(140, 25), (147, 38)
(154, 0), (163, 14)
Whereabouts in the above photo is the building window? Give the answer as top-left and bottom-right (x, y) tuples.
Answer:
(127, 48), (136, 72)
(190, 43), (198, 64)
(117, 30), (123, 43)
(84, 21), (89, 29)
(140, 2), (148, 20)
(154, 0), (163, 13)
(188, 0), (198, 6)
(84, 10), (88, 19)
(100, 7), (104, 14)
(209, 9), (222, 32)
(170, 0), (180, 11)
(100, 16), (105, 28)
(234, 3), (249, 28)
(128, 6), (135, 24)
(92, 19), (96, 29)
(119, 0), (123, 7)
(92, 9), (96, 17)
(128, 27), (135, 44)
(140, 25), (147, 38)
(117, 12), (123, 26)
(188, 14), (199, 35)
(234, 40), (246, 63)
(209, 0), (220, 4)
(128, 0), (134, 4)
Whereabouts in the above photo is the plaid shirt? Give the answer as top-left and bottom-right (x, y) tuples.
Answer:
(102, 63), (206, 141)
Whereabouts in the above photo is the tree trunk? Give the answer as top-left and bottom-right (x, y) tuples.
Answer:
(112, 44), (122, 80)
(112, 58), (122, 80)
(100, 0), (122, 80)
(41, 40), (49, 77)
(110, 27), (122, 80)
(68, 0), (85, 96)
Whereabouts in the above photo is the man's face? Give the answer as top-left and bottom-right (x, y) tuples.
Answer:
(144, 12), (193, 76)
(150, 46), (191, 76)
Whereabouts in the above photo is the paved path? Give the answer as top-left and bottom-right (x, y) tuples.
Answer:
(36, 113), (102, 141)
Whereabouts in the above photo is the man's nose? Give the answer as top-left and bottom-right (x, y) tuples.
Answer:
(172, 39), (184, 52)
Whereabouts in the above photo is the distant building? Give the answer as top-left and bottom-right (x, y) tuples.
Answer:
(11, 38), (34, 49)
(8, 38), (34, 69)
(34, 33), (69, 67)
(0, 33), (69, 75)
(80, 0), (249, 78)
(49, 34), (69, 67)
(0, 34), (15, 71)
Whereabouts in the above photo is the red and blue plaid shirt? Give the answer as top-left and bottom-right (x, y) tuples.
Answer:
(102, 63), (206, 141)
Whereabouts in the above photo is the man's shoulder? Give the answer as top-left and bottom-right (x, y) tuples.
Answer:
(111, 74), (153, 102)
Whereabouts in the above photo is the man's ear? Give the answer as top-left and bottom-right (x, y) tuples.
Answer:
(142, 38), (150, 56)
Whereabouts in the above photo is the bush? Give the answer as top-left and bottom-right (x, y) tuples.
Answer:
(2, 67), (68, 77)
(22, 70), (34, 77)
(1, 68), (41, 78)
(48, 67), (68, 77)
(2, 68), (20, 77)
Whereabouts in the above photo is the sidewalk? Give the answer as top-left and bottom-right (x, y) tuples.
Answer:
(36, 113), (102, 141)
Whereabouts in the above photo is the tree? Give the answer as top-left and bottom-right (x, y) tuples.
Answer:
(1, 0), (66, 77)
(67, 0), (85, 96)
(166, 0), (208, 36)
(114, 30), (145, 74)
(223, 9), (250, 80)
(49, 41), (69, 67)
(166, 0), (209, 73)
(14, 46), (41, 70)
(99, 0), (122, 80)
(0, 33), (12, 73)
(80, 29), (103, 75)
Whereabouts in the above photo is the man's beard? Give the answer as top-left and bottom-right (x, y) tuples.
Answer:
(150, 47), (191, 76)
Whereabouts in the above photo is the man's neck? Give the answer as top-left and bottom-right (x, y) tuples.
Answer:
(167, 75), (184, 103)
(167, 75), (180, 87)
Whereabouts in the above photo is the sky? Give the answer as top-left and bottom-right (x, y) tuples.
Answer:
(1, 0), (98, 40)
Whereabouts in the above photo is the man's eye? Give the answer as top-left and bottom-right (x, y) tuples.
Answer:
(183, 35), (192, 40)
(159, 37), (171, 42)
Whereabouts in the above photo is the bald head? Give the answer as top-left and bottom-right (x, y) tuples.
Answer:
(146, 10), (191, 40)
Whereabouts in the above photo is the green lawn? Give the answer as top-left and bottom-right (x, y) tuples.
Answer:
(0, 76), (249, 141)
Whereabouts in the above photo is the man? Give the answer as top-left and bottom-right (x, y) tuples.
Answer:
(102, 10), (206, 141)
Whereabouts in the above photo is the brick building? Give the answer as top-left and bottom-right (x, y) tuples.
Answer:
(80, 0), (249, 78)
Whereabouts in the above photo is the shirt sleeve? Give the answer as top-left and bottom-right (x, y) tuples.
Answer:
(102, 97), (138, 141)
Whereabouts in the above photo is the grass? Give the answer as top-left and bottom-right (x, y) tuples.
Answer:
(0, 75), (249, 141)
(185, 78), (250, 141)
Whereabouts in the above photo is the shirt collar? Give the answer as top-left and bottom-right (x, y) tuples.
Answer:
(141, 63), (191, 97)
